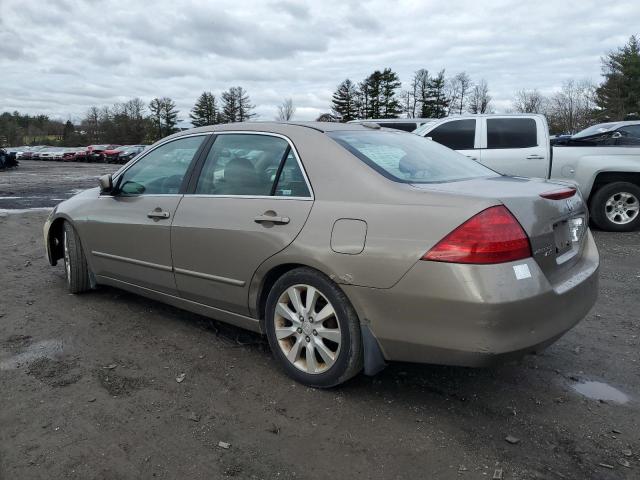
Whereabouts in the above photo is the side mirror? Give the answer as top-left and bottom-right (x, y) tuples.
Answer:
(99, 174), (113, 194)
(611, 131), (622, 139)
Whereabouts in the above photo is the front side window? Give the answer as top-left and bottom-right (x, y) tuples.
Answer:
(428, 119), (476, 150)
(117, 135), (205, 195)
(487, 118), (537, 149)
(329, 130), (496, 183)
(195, 133), (309, 197)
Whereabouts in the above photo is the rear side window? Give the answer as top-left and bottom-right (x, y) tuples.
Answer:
(487, 118), (537, 149)
(427, 119), (475, 150)
(274, 151), (311, 197)
(329, 130), (496, 184)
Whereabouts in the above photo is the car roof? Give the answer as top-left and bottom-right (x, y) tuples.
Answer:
(175, 121), (383, 136)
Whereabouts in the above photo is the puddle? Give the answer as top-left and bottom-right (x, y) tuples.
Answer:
(0, 340), (63, 370)
(571, 381), (630, 404)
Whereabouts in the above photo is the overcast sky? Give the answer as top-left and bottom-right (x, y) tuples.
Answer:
(1, 0), (639, 124)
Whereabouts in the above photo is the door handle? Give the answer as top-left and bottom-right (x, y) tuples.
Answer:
(464, 155), (477, 160)
(254, 214), (290, 225)
(147, 210), (170, 220)
(526, 155), (545, 160)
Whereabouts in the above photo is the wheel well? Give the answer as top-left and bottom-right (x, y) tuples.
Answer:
(589, 172), (640, 203)
(48, 218), (66, 265)
(257, 263), (306, 325)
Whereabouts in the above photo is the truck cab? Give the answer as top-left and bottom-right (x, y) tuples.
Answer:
(415, 114), (640, 232)
(415, 114), (551, 178)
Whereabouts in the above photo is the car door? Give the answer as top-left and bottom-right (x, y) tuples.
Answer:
(423, 118), (480, 160)
(171, 132), (314, 315)
(83, 134), (209, 294)
(479, 116), (549, 178)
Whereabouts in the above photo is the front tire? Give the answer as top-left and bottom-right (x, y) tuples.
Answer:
(265, 268), (363, 388)
(63, 222), (91, 293)
(590, 181), (640, 232)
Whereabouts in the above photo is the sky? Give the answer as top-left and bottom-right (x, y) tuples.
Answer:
(1, 0), (639, 124)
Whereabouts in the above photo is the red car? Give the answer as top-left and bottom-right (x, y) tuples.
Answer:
(86, 144), (120, 163)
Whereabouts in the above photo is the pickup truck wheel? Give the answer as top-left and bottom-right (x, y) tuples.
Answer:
(590, 182), (640, 232)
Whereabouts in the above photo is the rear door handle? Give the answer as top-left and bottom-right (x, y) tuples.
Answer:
(254, 214), (290, 225)
(147, 210), (170, 220)
(464, 155), (477, 160)
(526, 155), (545, 160)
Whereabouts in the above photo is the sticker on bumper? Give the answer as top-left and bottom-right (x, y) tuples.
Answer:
(513, 264), (532, 280)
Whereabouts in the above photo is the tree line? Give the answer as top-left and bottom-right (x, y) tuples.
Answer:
(1, 36), (638, 146)
(329, 35), (640, 134)
(330, 68), (492, 122)
(0, 86), (256, 147)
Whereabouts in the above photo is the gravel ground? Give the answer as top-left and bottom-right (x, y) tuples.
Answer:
(0, 161), (639, 479)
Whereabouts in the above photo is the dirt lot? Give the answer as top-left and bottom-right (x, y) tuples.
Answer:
(0, 161), (639, 479)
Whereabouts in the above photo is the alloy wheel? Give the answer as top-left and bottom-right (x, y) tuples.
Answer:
(273, 284), (341, 374)
(605, 191), (639, 225)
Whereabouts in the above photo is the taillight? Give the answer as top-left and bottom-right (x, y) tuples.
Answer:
(422, 205), (531, 264)
(539, 187), (576, 200)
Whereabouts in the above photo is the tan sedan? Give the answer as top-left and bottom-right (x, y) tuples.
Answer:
(44, 122), (599, 387)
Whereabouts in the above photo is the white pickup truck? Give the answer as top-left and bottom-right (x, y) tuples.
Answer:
(414, 114), (640, 231)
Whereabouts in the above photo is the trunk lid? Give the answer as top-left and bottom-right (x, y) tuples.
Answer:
(411, 176), (588, 282)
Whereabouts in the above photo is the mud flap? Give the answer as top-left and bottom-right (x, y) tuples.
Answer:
(361, 324), (387, 376)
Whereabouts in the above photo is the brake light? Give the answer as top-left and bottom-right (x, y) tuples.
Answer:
(422, 206), (531, 264)
(539, 187), (576, 200)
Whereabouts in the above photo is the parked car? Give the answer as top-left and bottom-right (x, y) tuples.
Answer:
(84, 145), (120, 163)
(414, 114), (640, 231)
(558, 121), (640, 146)
(349, 118), (436, 132)
(102, 145), (146, 164)
(44, 122), (599, 387)
(0, 148), (19, 169)
(38, 147), (59, 161)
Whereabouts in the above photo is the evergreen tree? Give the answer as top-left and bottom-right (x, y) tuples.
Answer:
(358, 68), (401, 119)
(220, 87), (255, 123)
(160, 97), (179, 135)
(148, 97), (179, 139)
(62, 120), (74, 145)
(596, 35), (640, 120)
(190, 91), (218, 127)
(148, 98), (163, 140)
(422, 70), (449, 118)
(331, 79), (359, 121)
(379, 68), (402, 118)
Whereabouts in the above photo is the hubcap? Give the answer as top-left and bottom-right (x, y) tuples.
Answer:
(605, 192), (639, 225)
(63, 231), (71, 284)
(273, 284), (341, 374)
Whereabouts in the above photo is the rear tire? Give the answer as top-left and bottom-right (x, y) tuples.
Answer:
(63, 222), (91, 294)
(265, 267), (363, 388)
(590, 181), (640, 232)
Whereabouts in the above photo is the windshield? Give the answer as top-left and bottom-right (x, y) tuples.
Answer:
(329, 130), (497, 183)
(572, 122), (622, 139)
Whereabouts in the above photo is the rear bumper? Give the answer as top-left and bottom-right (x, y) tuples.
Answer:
(343, 231), (599, 367)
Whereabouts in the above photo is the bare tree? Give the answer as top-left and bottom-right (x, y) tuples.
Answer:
(276, 98), (296, 121)
(512, 89), (546, 113)
(467, 79), (492, 114)
(447, 72), (472, 115)
(546, 79), (596, 133)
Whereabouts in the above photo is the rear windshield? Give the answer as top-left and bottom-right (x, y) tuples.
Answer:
(328, 130), (497, 183)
